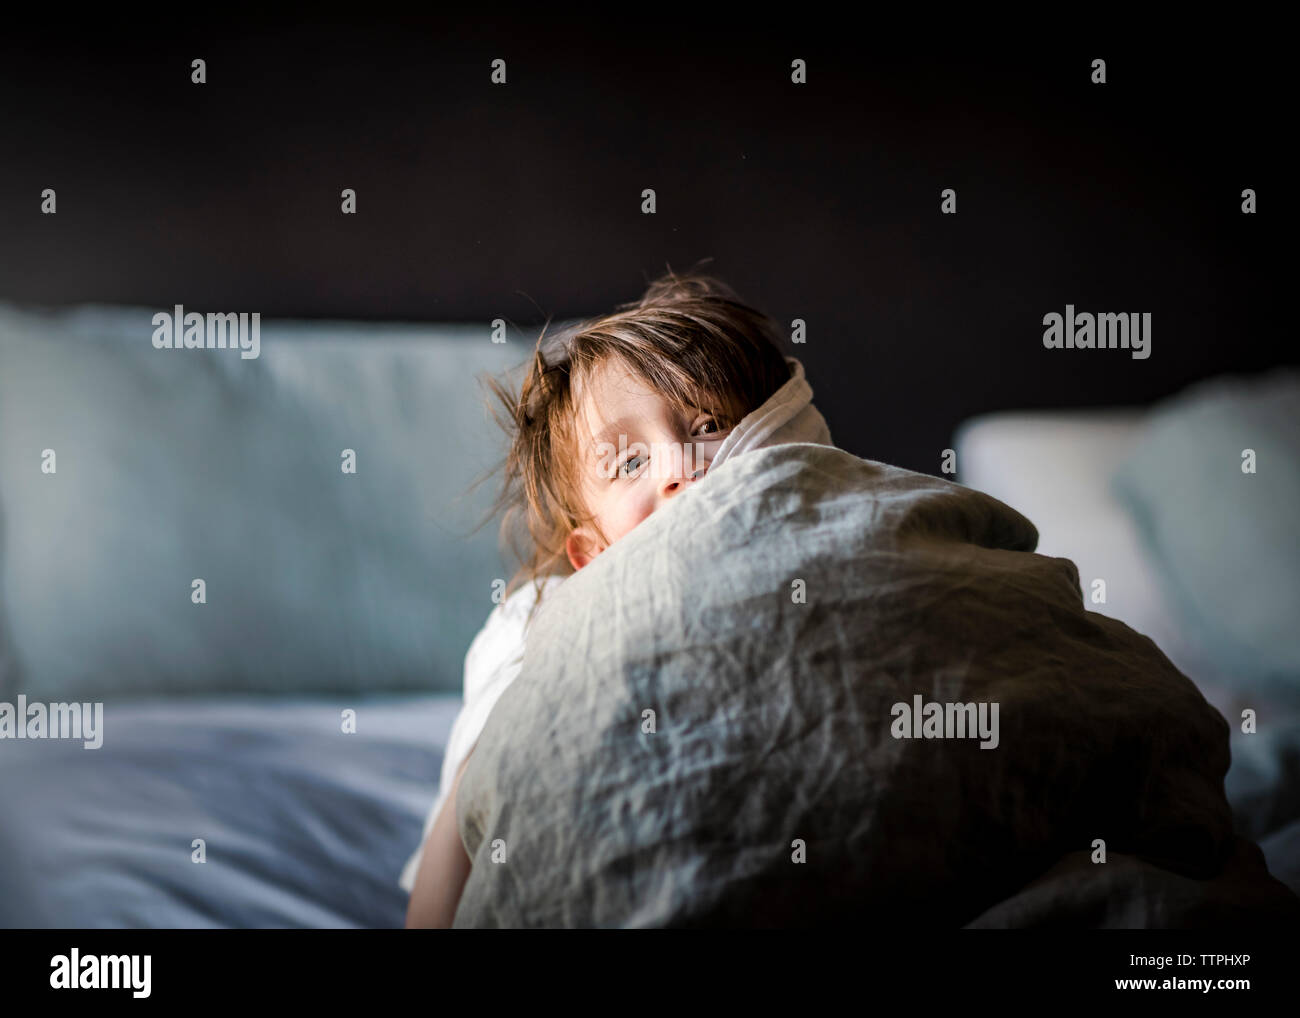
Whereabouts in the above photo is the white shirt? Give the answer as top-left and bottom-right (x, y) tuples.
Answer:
(398, 573), (568, 892)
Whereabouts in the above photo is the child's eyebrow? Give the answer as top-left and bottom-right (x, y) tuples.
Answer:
(587, 403), (713, 460)
(589, 415), (641, 455)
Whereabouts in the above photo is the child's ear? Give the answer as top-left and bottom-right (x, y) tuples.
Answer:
(565, 527), (600, 571)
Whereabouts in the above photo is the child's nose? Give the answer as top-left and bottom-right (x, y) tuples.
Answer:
(661, 461), (708, 498)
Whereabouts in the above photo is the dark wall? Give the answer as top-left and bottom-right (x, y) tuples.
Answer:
(0, 13), (1287, 473)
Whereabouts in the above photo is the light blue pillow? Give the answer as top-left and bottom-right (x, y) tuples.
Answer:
(1111, 369), (1300, 692)
(0, 301), (542, 699)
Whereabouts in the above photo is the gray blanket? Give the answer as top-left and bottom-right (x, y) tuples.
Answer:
(455, 443), (1300, 927)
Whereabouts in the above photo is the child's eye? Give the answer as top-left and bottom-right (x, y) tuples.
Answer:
(619, 454), (646, 478)
(694, 417), (723, 437)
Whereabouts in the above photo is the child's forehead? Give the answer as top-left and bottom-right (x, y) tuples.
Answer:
(571, 359), (718, 454)
(575, 355), (714, 414)
(578, 359), (657, 407)
(573, 378), (665, 450)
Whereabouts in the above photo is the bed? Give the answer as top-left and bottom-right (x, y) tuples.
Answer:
(1, 301), (1295, 926)
(0, 694), (458, 927)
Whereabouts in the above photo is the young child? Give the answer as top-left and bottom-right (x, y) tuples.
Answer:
(402, 268), (831, 927)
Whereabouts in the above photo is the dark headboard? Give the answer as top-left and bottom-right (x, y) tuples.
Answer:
(0, 14), (1287, 473)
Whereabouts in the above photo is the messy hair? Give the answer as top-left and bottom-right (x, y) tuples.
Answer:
(471, 265), (792, 624)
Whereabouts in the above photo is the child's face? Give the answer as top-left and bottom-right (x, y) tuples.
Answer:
(565, 357), (732, 571)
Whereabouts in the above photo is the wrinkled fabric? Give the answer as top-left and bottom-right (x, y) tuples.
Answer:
(455, 443), (1300, 928)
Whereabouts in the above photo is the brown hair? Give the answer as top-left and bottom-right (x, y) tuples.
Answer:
(470, 265), (792, 624)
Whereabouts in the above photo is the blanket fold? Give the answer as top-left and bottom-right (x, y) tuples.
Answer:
(708, 355), (834, 469)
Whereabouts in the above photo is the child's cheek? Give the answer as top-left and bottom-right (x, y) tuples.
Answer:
(626, 498), (656, 539)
